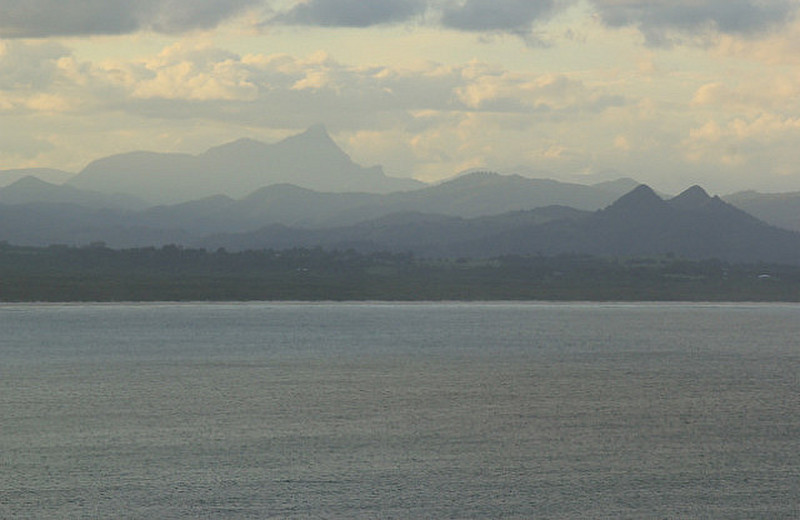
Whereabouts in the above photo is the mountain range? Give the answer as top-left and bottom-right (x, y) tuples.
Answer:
(3, 126), (800, 264)
(0, 171), (635, 246)
(197, 185), (800, 264)
(1, 175), (798, 264)
(722, 190), (800, 233)
(66, 125), (423, 203)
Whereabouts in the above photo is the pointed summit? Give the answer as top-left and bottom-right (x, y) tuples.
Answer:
(281, 124), (336, 146)
(669, 185), (712, 210)
(68, 125), (422, 203)
(604, 184), (668, 214)
(271, 124), (350, 167)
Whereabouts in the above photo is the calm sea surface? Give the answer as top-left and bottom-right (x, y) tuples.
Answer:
(1, 302), (798, 519)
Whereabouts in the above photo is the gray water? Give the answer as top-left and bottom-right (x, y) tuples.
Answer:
(1, 302), (798, 518)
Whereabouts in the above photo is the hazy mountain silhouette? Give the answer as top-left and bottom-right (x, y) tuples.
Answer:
(450, 185), (800, 262)
(67, 125), (423, 203)
(0, 171), (650, 247)
(724, 190), (800, 232)
(5, 170), (800, 264)
(388, 171), (633, 215)
(138, 185), (380, 233)
(198, 206), (588, 255)
(0, 176), (145, 210)
(0, 202), (188, 247)
(197, 184), (800, 264)
(0, 168), (74, 187)
(136, 171), (634, 234)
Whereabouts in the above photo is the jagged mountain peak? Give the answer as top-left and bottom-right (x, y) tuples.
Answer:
(276, 124), (341, 153)
(604, 184), (667, 214)
(670, 185), (712, 210)
(67, 125), (421, 202)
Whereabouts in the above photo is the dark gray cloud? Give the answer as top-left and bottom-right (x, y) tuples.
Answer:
(591, 0), (798, 44)
(0, 0), (260, 38)
(274, 0), (426, 27)
(271, 0), (560, 34)
(267, 0), (799, 46)
(440, 0), (557, 34)
(2, 0), (795, 44)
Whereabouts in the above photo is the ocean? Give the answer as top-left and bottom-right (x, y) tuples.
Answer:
(2, 302), (798, 518)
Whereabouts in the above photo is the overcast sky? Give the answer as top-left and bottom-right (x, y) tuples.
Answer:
(2, 0), (800, 193)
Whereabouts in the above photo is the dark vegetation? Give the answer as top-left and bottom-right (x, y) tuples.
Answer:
(1, 242), (798, 302)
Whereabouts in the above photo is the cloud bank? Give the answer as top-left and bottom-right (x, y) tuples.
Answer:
(269, 0), (799, 43)
(3, 0), (797, 43)
(440, 0), (557, 34)
(0, 0), (259, 38)
(273, 0), (426, 27)
(8, 34), (800, 191)
(4, 1), (800, 192)
(592, 0), (798, 44)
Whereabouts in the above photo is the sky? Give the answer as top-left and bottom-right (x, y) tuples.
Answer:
(2, 0), (800, 194)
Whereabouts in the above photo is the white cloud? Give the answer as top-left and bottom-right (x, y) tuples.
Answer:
(129, 43), (258, 101)
(680, 113), (800, 189)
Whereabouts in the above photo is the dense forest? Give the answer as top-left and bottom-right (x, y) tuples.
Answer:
(0, 242), (798, 302)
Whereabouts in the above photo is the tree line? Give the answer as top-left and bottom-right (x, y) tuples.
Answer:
(0, 242), (797, 302)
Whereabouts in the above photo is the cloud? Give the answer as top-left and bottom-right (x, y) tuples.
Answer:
(440, 0), (557, 34)
(0, 36), (644, 182)
(0, 41), (87, 115)
(591, 0), (798, 45)
(453, 65), (625, 114)
(269, 0), (563, 39)
(8, 28), (800, 191)
(0, 0), (260, 38)
(0, 41), (71, 90)
(683, 114), (800, 179)
(128, 43), (259, 101)
(274, 0), (426, 27)
(9, 0), (795, 47)
(95, 46), (621, 126)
